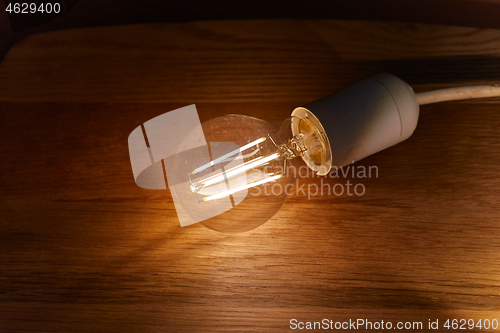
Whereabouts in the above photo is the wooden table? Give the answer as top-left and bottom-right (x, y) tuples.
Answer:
(1, 20), (500, 332)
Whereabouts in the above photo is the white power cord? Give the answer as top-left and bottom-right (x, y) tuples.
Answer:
(416, 84), (500, 105)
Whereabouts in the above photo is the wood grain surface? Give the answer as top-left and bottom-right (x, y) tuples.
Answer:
(1, 20), (500, 332)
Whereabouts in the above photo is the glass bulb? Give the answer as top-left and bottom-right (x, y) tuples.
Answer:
(171, 111), (331, 233)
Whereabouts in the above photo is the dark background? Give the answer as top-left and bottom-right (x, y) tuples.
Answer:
(2, 0), (500, 61)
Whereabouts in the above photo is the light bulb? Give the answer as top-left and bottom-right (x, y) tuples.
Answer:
(168, 73), (422, 233)
(129, 73), (420, 233)
(171, 112), (331, 233)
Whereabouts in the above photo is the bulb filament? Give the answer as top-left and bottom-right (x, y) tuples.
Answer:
(202, 174), (282, 202)
(187, 134), (307, 203)
(190, 137), (266, 176)
(188, 152), (280, 193)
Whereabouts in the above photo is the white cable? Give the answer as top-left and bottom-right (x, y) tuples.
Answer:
(416, 84), (500, 105)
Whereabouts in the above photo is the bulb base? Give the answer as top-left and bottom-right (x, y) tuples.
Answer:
(290, 107), (333, 176)
(296, 73), (420, 172)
